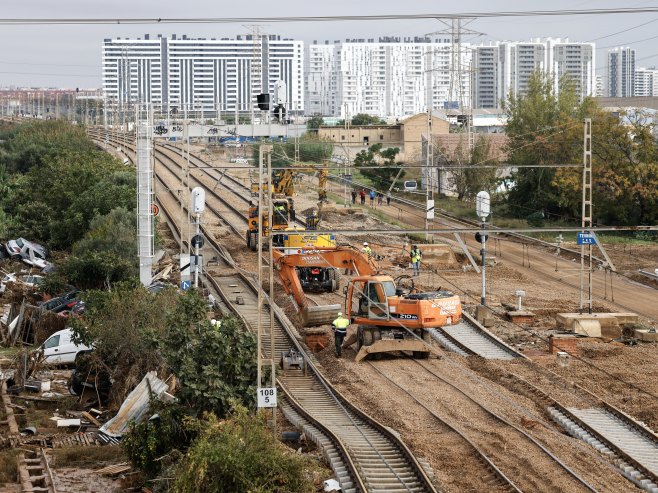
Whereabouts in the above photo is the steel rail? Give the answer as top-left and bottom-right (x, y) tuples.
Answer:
(429, 311), (528, 360)
(507, 372), (658, 492)
(403, 360), (599, 492)
(366, 362), (522, 493)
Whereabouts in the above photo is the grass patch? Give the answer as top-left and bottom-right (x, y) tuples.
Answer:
(0, 346), (21, 359)
(0, 450), (19, 483)
(51, 445), (125, 469)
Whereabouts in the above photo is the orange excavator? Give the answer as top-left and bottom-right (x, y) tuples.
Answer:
(274, 246), (380, 326)
(344, 275), (462, 361)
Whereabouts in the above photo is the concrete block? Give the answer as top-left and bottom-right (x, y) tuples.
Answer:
(601, 324), (622, 339)
(612, 313), (639, 325)
(573, 319), (602, 338)
(634, 329), (658, 342)
(417, 244), (457, 265)
(475, 305), (495, 327)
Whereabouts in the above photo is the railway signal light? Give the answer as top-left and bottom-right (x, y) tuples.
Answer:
(257, 93), (270, 111)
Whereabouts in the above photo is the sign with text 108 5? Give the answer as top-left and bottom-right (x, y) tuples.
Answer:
(577, 232), (596, 245)
(257, 387), (277, 408)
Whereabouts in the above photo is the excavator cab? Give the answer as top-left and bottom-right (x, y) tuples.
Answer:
(246, 197), (296, 251)
(351, 280), (391, 320)
(345, 275), (462, 361)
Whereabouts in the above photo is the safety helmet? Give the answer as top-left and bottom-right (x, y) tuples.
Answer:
(363, 242), (368, 246)
(337, 312), (343, 316)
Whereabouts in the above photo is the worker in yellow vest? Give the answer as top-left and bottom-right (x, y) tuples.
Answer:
(362, 242), (372, 257)
(410, 245), (422, 277)
(332, 312), (350, 357)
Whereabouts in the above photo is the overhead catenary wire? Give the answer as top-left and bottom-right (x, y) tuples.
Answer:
(2, 8), (658, 25)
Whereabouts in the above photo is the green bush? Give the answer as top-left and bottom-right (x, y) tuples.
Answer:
(172, 408), (314, 493)
(526, 210), (545, 227)
(161, 301), (260, 415)
(122, 401), (194, 476)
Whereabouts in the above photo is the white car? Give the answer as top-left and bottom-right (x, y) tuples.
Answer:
(37, 328), (93, 365)
(5, 238), (47, 262)
(403, 180), (418, 192)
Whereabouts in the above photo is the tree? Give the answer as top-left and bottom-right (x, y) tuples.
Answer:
(6, 149), (135, 248)
(351, 113), (384, 126)
(306, 114), (324, 130)
(61, 207), (138, 289)
(160, 294), (259, 416)
(71, 282), (178, 405)
(552, 107), (658, 225)
(439, 134), (500, 201)
(172, 408), (315, 493)
(253, 134), (333, 167)
(502, 71), (583, 219)
(353, 143), (404, 190)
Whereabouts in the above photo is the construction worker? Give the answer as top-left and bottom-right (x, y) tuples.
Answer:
(410, 244), (422, 277)
(332, 312), (350, 357)
(362, 242), (372, 256)
(351, 189), (357, 205)
(306, 209), (319, 230)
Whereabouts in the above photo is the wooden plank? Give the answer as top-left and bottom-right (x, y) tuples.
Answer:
(81, 412), (101, 427)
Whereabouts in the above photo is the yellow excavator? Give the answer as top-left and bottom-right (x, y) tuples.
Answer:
(251, 163), (328, 202)
(248, 161), (332, 252)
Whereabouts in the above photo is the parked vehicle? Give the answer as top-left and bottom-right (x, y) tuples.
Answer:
(23, 247), (54, 272)
(5, 238), (47, 262)
(36, 328), (93, 365)
(58, 300), (85, 318)
(38, 291), (79, 313)
(403, 180), (418, 192)
(0, 273), (45, 293)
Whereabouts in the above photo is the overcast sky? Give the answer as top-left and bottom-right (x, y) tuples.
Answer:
(2, 0), (658, 88)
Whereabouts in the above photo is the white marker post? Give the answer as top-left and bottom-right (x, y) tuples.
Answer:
(190, 187), (206, 288)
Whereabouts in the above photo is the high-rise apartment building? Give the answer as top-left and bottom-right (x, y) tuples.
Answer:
(595, 75), (605, 97)
(102, 34), (304, 113)
(473, 38), (595, 109)
(607, 47), (635, 97)
(634, 67), (658, 97)
(305, 37), (471, 118)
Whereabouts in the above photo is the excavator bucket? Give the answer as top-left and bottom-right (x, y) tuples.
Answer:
(355, 339), (430, 362)
(302, 304), (341, 327)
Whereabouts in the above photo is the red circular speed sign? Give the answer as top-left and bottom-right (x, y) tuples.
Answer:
(151, 203), (160, 216)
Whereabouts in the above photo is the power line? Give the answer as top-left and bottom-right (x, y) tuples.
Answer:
(586, 16), (658, 42)
(2, 8), (658, 25)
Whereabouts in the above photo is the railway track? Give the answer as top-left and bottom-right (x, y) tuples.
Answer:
(91, 130), (439, 492)
(367, 359), (600, 493)
(429, 312), (527, 360)
(508, 371), (658, 492)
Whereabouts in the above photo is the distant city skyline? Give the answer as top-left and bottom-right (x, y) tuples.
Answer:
(1, 1), (658, 88)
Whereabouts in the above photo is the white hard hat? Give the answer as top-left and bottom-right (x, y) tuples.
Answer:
(337, 312), (343, 316)
(363, 242), (368, 246)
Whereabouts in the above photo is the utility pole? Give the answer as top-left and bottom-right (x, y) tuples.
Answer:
(580, 119), (593, 313)
(256, 144), (277, 431)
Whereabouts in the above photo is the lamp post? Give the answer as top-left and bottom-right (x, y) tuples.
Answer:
(476, 191), (491, 306)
